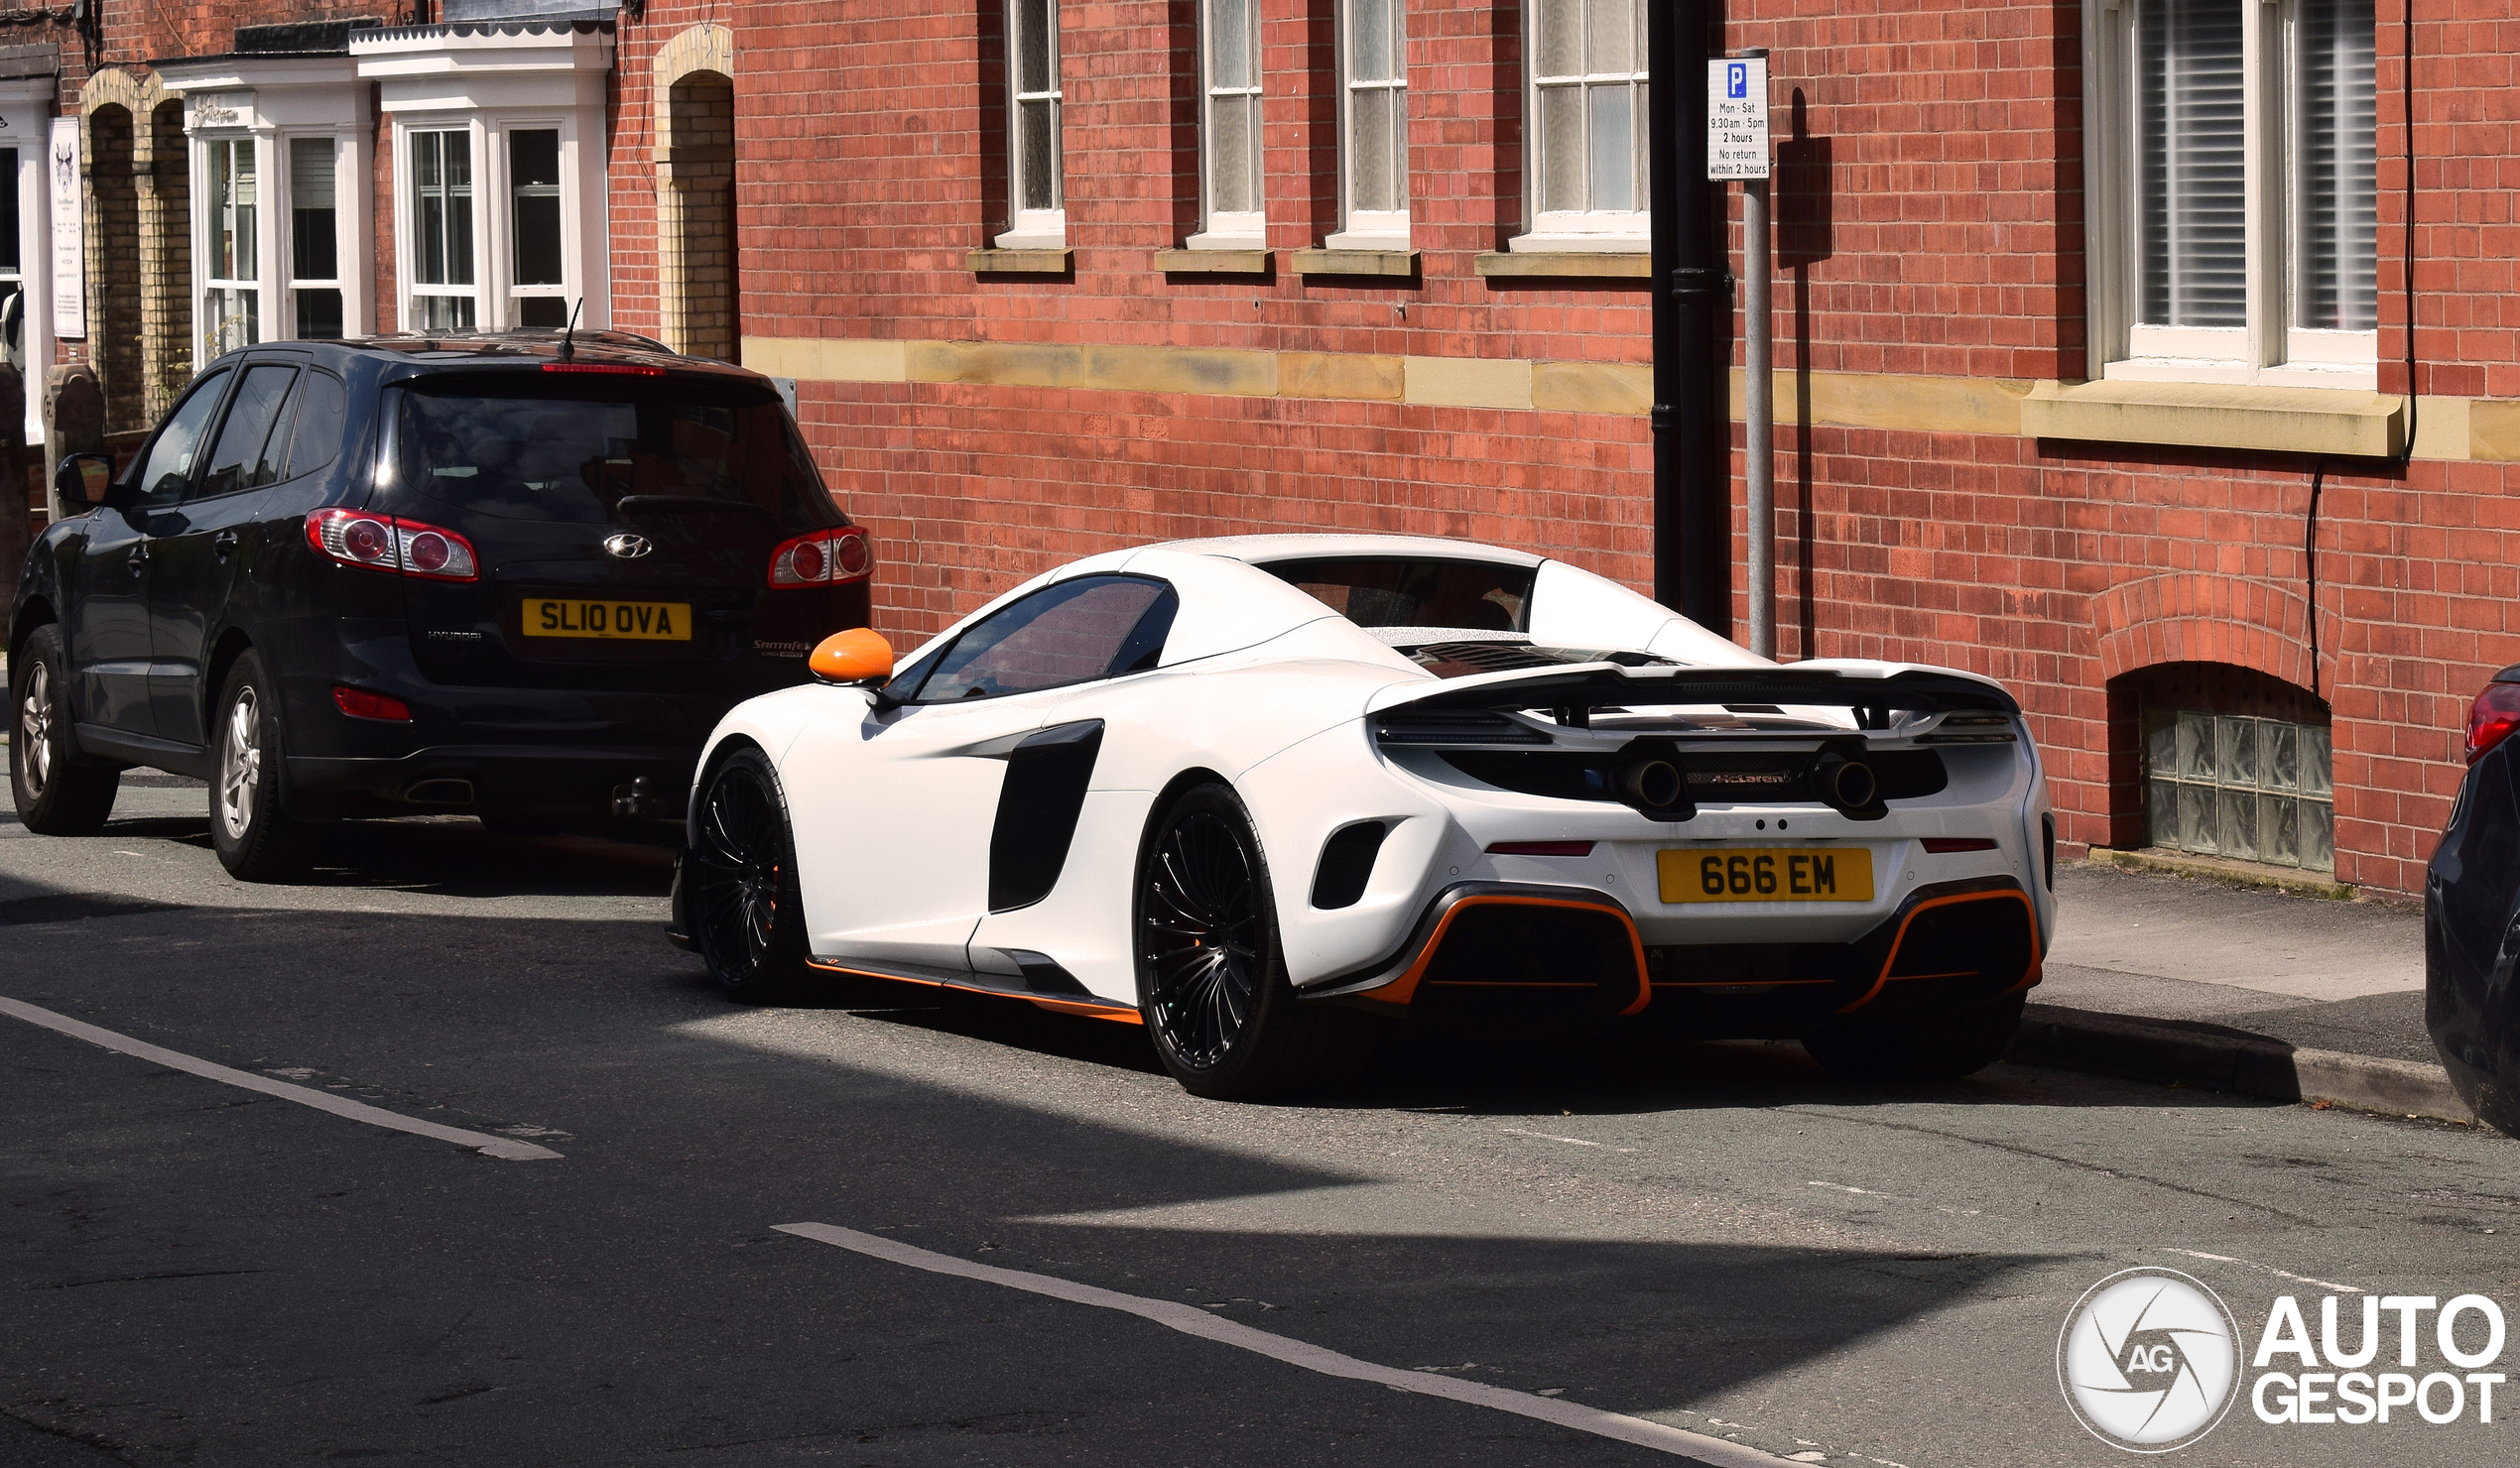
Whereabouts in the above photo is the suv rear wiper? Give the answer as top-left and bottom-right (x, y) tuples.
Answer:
(612, 495), (768, 515)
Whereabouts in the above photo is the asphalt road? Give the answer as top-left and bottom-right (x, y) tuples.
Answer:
(3, 778), (2515, 1467)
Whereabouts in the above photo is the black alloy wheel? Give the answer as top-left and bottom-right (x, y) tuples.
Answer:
(1142, 807), (1265, 1068)
(1135, 784), (1377, 1099)
(688, 747), (812, 1002)
(9, 624), (120, 834)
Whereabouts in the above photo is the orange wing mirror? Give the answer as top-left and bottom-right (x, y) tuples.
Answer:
(810, 628), (895, 686)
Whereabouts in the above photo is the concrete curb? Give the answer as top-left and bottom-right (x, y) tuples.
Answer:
(2010, 1003), (2478, 1125)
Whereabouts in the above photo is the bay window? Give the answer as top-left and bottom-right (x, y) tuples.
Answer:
(157, 55), (375, 363)
(2089, 0), (2378, 387)
(356, 23), (613, 333)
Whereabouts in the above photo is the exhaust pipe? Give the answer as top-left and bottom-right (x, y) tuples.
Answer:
(1610, 741), (1694, 817)
(1810, 752), (1879, 812)
(404, 778), (475, 805)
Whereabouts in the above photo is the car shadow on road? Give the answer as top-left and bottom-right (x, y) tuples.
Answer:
(94, 812), (678, 901)
(742, 967), (2290, 1118)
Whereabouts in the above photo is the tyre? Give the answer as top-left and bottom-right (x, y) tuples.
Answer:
(1802, 993), (2026, 1083)
(9, 624), (120, 834)
(687, 747), (813, 1003)
(1135, 784), (1376, 1100)
(209, 651), (320, 883)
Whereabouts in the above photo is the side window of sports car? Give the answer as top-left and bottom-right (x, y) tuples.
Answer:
(897, 575), (1179, 702)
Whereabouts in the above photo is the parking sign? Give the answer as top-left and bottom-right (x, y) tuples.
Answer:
(1706, 56), (1770, 181)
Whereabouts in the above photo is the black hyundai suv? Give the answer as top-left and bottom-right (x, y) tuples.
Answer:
(8, 332), (872, 880)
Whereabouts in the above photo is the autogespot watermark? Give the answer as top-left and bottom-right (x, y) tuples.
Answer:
(2059, 1267), (2509, 1452)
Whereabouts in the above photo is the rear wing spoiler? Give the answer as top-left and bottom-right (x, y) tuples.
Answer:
(1367, 663), (2021, 726)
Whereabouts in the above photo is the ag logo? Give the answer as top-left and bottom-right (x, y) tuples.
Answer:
(2058, 1268), (2241, 1452)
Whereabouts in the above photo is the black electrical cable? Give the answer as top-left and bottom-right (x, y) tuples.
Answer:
(2395, 0), (2421, 470)
(2312, 0), (2420, 702)
(2307, 459), (2327, 700)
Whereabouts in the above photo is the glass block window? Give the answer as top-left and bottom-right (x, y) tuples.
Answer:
(2144, 708), (2333, 871)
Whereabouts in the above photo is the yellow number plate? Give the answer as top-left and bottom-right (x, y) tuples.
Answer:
(1658, 847), (1875, 904)
(523, 599), (693, 641)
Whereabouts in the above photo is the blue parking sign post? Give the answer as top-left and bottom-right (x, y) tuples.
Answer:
(1708, 52), (1775, 658)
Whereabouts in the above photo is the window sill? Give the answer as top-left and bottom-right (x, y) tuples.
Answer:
(966, 248), (1071, 275)
(2102, 358), (2379, 393)
(1292, 248), (1417, 278)
(2020, 379), (2406, 458)
(1155, 248), (1270, 275)
(1475, 251), (1651, 280)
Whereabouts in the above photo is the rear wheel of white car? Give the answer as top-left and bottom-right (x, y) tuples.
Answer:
(689, 748), (813, 1003)
(1135, 784), (1375, 1100)
(1802, 993), (2026, 1083)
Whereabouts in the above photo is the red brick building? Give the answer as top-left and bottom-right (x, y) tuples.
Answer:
(25, 0), (2499, 898)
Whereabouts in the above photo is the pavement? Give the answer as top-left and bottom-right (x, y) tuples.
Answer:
(2021, 861), (2459, 1122)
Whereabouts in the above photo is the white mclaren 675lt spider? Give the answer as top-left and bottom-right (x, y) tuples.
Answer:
(668, 536), (2055, 1098)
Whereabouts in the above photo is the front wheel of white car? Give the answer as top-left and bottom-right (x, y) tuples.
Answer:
(1135, 784), (1375, 1100)
(1802, 993), (2026, 1083)
(688, 748), (813, 1004)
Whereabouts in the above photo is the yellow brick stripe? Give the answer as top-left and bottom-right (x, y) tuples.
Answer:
(742, 335), (2504, 460)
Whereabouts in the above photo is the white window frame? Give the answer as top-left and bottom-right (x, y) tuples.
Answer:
(198, 133), (263, 358)
(159, 62), (376, 368)
(0, 77), (57, 437)
(2084, 0), (2379, 389)
(356, 22), (613, 333)
(405, 124), (478, 331)
(284, 133), (350, 340)
(1190, 0), (1264, 249)
(1514, 0), (1650, 254)
(496, 119), (572, 328)
(1327, 0), (1408, 250)
(997, 0), (1066, 249)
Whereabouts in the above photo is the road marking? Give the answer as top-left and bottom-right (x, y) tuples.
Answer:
(2158, 1247), (2360, 1293)
(774, 1222), (1781, 1465)
(1807, 1180), (1897, 1197)
(0, 995), (561, 1162)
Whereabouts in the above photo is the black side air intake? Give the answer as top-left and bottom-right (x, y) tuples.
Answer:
(1311, 822), (1389, 910)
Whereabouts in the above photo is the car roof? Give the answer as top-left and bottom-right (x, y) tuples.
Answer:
(202, 330), (767, 386)
(1151, 533), (1547, 569)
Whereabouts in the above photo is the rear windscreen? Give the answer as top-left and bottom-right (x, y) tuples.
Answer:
(1261, 556), (1536, 634)
(396, 374), (832, 525)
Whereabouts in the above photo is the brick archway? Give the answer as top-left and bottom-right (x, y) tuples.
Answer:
(653, 26), (738, 361)
(2090, 572), (2335, 696)
(79, 69), (179, 431)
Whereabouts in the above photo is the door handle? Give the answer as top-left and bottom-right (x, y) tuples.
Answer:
(127, 543), (148, 568)
(212, 531), (240, 558)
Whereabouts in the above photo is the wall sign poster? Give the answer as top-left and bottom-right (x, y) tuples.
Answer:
(50, 115), (83, 339)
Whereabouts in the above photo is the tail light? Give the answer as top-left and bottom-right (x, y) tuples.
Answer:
(332, 686), (413, 721)
(769, 526), (874, 588)
(306, 509), (479, 582)
(1920, 837), (1999, 854)
(2465, 680), (2520, 765)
